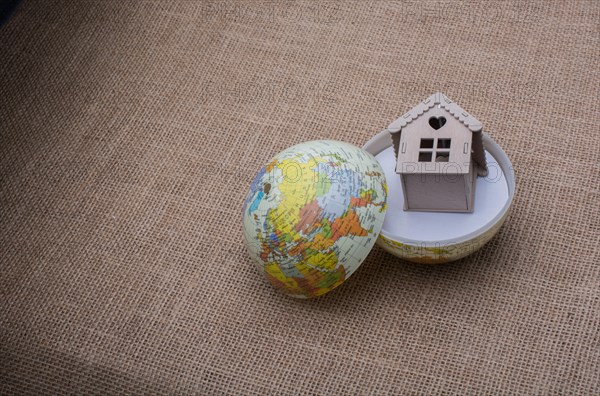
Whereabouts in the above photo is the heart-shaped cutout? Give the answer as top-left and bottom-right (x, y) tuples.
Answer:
(429, 116), (446, 130)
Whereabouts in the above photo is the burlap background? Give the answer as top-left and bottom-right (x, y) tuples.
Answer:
(1, 0), (599, 394)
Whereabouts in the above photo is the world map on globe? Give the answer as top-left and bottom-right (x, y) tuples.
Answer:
(242, 140), (387, 298)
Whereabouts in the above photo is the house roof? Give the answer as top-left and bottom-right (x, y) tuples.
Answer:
(388, 93), (488, 176)
(388, 92), (482, 133)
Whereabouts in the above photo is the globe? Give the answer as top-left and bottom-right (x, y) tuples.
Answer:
(242, 140), (388, 298)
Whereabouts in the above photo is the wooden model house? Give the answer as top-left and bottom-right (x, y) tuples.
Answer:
(388, 93), (487, 213)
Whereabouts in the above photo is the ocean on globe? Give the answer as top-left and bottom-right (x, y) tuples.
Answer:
(242, 140), (387, 298)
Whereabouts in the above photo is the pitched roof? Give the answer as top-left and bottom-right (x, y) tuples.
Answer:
(388, 92), (482, 133)
(388, 93), (487, 176)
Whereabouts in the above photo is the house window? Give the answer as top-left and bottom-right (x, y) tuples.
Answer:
(418, 138), (451, 162)
(420, 138), (434, 149)
(435, 152), (449, 162)
(418, 152), (432, 162)
(437, 139), (451, 149)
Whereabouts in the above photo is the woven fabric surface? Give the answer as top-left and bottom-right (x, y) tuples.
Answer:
(1, 0), (599, 394)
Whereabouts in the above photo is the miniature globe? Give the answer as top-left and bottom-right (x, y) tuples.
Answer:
(242, 140), (387, 298)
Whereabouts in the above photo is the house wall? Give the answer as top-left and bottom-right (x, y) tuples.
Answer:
(403, 173), (469, 212)
(397, 106), (473, 175)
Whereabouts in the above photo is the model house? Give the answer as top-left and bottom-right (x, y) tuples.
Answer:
(388, 93), (487, 213)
